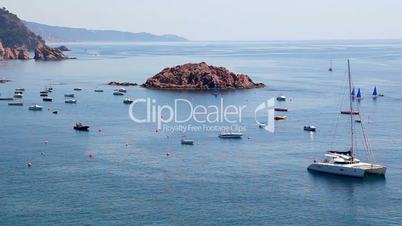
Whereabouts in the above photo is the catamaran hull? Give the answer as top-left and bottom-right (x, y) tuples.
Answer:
(307, 163), (386, 178)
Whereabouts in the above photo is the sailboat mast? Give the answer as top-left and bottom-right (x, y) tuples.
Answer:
(347, 60), (354, 159)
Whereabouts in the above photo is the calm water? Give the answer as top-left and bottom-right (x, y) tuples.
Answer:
(1, 40), (402, 225)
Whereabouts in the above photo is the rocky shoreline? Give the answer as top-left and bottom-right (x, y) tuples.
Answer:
(108, 81), (138, 86)
(142, 62), (265, 90)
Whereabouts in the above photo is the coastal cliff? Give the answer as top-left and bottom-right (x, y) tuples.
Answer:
(0, 41), (30, 60)
(142, 62), (265, 90)
(0, 7), (69, 61)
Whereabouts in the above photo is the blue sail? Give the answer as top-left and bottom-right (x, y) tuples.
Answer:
(213, 84), (219, 96)
(351, 88), (355, 97)
(372, 86), (378, 96)
(356, 88), (362, 98)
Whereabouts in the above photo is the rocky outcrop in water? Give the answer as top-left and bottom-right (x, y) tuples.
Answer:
(34, 44), (69, 61)
(56, 45), (71, 51)
(142, 62), (265, 90)
(0, 41), (30, 60)
(108, 81), (138, 86)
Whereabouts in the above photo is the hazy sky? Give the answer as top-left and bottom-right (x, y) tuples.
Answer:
(2, 0), (402, 40)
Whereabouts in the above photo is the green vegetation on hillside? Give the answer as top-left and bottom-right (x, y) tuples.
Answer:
(0, 7), (44, 50)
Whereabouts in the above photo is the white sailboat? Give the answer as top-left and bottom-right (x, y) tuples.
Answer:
(308, 60), (386, 178)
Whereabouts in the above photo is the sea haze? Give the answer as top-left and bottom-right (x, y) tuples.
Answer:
(0, 40), (402, 225)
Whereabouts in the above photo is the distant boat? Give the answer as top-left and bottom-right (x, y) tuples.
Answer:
(65, 99), (77, 104)
(73, 88), (82, 91)
(181, 139), (194, 145)
(328, 59), (333, 72)
(113, 91), (124, 96)
(308, 60), (386, 178)
(8, 102), (23, 106)
(0, 97), (14, 101)
(351, 88), (355, 98)
(123, 98), (133, 104)
(43, 97), (53, 102)
(28, 104), (43, 111)
(218, 132), (243, 139)
(73, 123), (90, 131)
(276, 96), (287, 101)
(64, 94), (75, 98)
(14, 91), (23, 95)
(14, 93), (23, 98)
(116, 88), (127, 93)
(304, 125), (316, 132)
(275, 115), (287, 120)
(213, 84), (219, 97)
(94, 89), (104, 92)
(15, 88), (25, 92)
(274, 107), (288, 112)
(340, 110), (359, 115)
(40, 92), (48, 97)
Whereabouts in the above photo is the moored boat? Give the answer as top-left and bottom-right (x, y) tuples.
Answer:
(43, 97), (53, 102)
(308, 60), (386, 178)
(0, 97), (14, 101)
(340, 110), (359, 115)
(276, 96), (287, 101)
(181, 139), (194, 145)
(113, 91), (124, 96)
(8, 102), (23, 106)
(65, 99), (77, 104)
(73, 87), (82, 91)
(28, 104), (43, 111)
(274, 107), (288, 112)
(14, 93), (23, 98)
(218, 132), (243, 139)
(275, 115), (287, 120)
(64, 94), (75, 98)
(73, 123), (90, 131)
(94, 89), (104, 92)
(304, 125), (316, 132)
(123, 98), (133, 104)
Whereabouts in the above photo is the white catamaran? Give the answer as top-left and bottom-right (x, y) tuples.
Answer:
(308, 60), (386, 178)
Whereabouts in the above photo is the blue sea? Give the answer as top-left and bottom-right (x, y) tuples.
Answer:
(1, 40), (402, 225)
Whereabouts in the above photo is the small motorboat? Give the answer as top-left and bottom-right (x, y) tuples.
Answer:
(52, 111), (58, 114)
(65, 99), (77, 104)
(275, 115), (287, 120)
(29, 104), (43, 111)
(117, 88), (127, 93)
(0, 97), (14, 101)
(8, 102), (23, 106)
(123, 98), (133, 104)
(40, 92), (48, 97)
(181, 139), (194, 145)
(43, 97), (53, 102)
(276, 96), (287, 101)
(274, 107), (288, 112)
(341, 110), (359, 115)
(218, 132), (243, 139)
(379, 93), (384, 97)
(73, 88), (82, 91)
(14, 91), (23, 95)
(304, 125), (316, 132)
(73, 123), (90, 131)
(113, 91), (124, 96)
(355, 119), (362, 123)
(94, 89), (104, 92)
(64, 94), (75, 98)
(15, 88), (25, 92)
(14, 93), (23, 98)
(258, 124), (266, 128)
(45, 87), (53, 93)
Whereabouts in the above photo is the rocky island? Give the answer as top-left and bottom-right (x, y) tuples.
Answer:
(0, 7), (69, 61)
(142, 62), (265, 90)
